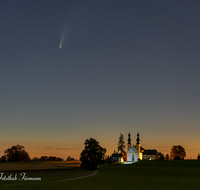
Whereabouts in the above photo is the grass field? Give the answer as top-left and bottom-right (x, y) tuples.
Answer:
(0, 160), (200, 190)
(0, 160), (81, 171)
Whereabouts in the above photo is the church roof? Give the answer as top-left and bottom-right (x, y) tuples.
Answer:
(140, 146), (145, 151)
(112, 153), (123, 157)
(131, 145), (145, 150)
(143, 149), (158, 155)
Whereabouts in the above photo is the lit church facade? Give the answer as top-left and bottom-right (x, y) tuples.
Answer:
(127, 132), (157, 162)
(127, 132), (143, 162)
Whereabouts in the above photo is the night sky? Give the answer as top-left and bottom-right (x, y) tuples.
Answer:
(1, 0), (200, 159)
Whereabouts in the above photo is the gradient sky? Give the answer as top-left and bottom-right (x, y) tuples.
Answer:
(0, 0), (200, 160)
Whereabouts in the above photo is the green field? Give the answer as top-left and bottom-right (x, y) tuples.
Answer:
(0, 160), (200, 190)
(0, 160), (81, 171)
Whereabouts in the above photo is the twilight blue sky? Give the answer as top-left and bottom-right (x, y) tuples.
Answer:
(0, 0), (200, 159)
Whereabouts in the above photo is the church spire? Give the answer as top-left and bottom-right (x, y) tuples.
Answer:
(136, 132), (140, 144)
(136, 132), (141, 152)
(127, 132), (131, 145)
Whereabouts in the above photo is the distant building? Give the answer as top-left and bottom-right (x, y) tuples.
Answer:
(111, 153), (124, 163)
(143, 149), (158, 160)
(126, 132), (157, 162)
(197, 153), (200, 160)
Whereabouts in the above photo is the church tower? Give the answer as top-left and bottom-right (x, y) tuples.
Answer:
(136, 132), (140, 152)
(127, 132), (143, 162)
(127, 132), (131, 147)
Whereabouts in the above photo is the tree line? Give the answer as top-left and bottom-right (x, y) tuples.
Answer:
(0, 145), (75, 162)
(1, 135), (198, 169)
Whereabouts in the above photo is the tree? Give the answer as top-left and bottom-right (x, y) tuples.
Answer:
(32, 157), (40, 161)
(38, 156), (63, 161)
(0, 156), (6, 162)
(197, 153), (200, 160)
(80, 138), (106, 170)
(66, 156), (75, 161)
(105, 155), (113, 164)
(165, 154), (170, 161)
(48, 156), (57, 161)
(157, 152), (164, 161)
(117, 133), (126, 160)
(4, 145), (30, 162)
(173, 155), (181, 160)
(40, 156), (49, 161)
(170, 145), (186, 160)
(55, 157), (63, 161)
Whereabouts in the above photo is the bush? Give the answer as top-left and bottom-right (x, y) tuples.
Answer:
(173, 156), (181, 160)
(105, 156), (114, 164)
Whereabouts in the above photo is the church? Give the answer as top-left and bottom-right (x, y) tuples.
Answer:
(127, 132), (157, 162)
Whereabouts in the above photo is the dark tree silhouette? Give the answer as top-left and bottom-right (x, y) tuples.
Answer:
(157, 152), (164, 161)
(173, 155), (181, 160)
(197, 153), (200, 160)
(66, 156), (75, 161)
(170, 145), (186, 160)
(40, 156), (49, 161)
(0, 156), (6, 162)
(117, 133), (126, 159)
(104, 155), (113, 164)
(32, 157), (40, 161)
(39, 156), (63, 161)
(80, 138), (106, 170)
(165, 154), (170, 161)
(4, 145), (30, 162)
(48, 156), (57, 161)
(55, 157), (63, 161)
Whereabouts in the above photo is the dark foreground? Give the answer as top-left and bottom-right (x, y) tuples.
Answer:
(0, 160), (200, 190)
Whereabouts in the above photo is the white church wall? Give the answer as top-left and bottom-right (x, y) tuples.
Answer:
(127, 152), (142, 162)
(127, 133), (143, 162)
(134, 154), (139, 162)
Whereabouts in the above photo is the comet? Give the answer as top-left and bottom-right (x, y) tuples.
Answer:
(59, 26), (68, 49)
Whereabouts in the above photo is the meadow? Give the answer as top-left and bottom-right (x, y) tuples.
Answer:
(0, 160), (81, 171)
(0, 160), (200, 190)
